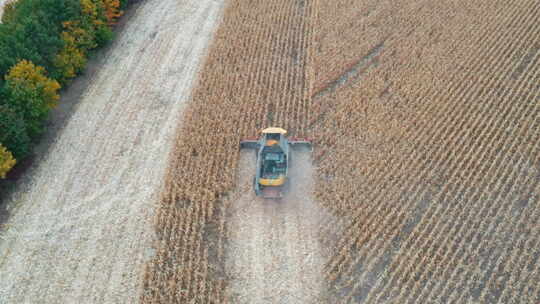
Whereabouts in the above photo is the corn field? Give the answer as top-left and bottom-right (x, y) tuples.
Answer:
(141, 0), (539, 303)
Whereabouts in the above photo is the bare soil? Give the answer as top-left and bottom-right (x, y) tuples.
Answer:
(225, 149), (329, 303)
(0, 0), (223, 302)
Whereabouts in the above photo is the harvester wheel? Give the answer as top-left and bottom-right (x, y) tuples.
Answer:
(253, 177), (258, 195)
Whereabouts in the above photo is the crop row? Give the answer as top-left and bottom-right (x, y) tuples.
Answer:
(310, 0), (539, 302)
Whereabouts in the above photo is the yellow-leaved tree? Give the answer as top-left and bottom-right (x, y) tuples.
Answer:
(81, 0), (100, 21)
(54, 20), (94, 81)
(54, 0), (120, 82)
(0, 144), (16, 179)
(80, 0), (108, 30)
(101, 0), (122, 26)
(4, 60), (61, 137)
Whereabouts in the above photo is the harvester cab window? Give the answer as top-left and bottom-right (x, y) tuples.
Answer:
(274, 161), (286, 173)
(265, 153), (281, 161)
(266, 133), (280, 141)
(262, 152), (285, 177)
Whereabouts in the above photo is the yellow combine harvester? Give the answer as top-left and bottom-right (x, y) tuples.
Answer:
(240, 127), (312, 199)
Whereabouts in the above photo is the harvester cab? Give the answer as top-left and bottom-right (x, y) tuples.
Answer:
(240, 127), (312, 199)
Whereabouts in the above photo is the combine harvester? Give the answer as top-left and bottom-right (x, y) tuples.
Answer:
(240, 127), (312, 199)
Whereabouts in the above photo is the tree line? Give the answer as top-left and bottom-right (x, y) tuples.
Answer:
(0, 0), (127, 178)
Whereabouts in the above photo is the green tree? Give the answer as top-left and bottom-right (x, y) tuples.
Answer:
(81, 0), (114, 47)
(119, 0), (128, 10)
(0, 0), (82, 79)
(3, 60), (61, 138)
(0, 104), (31, 159)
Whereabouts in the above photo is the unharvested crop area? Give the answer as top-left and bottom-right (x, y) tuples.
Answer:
(311, 0), (539, 303)
(143, 0), (539, 303)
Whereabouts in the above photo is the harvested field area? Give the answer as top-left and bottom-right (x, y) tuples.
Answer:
(0, 0), (223, 302)
(225, 149), (328, 303)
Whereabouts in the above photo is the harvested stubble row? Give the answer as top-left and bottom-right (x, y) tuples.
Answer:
(140, 0), (312, 303)
(311, 0), (539, 303)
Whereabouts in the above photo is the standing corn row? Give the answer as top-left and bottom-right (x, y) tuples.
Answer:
(310, 0), (540, 302)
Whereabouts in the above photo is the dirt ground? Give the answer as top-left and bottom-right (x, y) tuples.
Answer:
(225, 149), (330, 303)
(0, 0), (223, 302)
